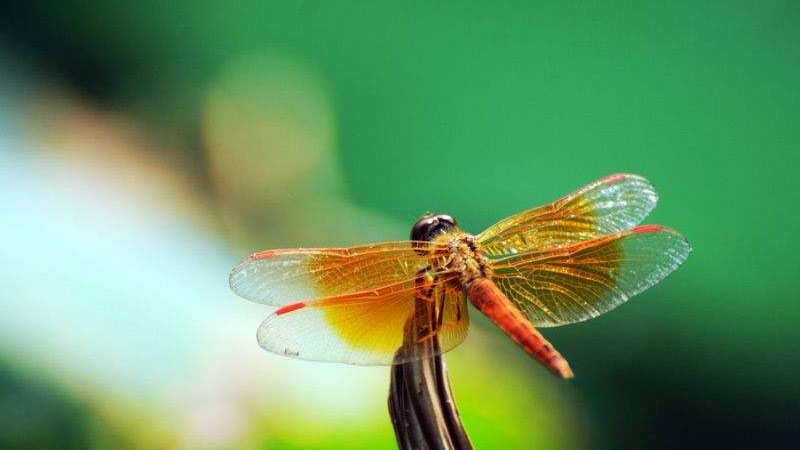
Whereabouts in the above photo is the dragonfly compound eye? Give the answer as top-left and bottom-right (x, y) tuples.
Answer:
(410, 214), (459, 243)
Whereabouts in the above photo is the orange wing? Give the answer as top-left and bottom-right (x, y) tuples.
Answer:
(230, 241), (469, 365)
(489, 225), (691, 327)
(256, 276), (469, 365)
(478, 173), (658, 257)
(230, 241), (436, 306)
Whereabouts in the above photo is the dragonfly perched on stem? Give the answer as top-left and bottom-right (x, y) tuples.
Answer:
(230, 174), (691, 378)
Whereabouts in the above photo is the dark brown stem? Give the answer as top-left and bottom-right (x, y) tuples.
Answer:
(388, 296), (473, 450)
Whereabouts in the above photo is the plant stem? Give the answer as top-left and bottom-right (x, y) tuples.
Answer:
(388, 296), (473, 450)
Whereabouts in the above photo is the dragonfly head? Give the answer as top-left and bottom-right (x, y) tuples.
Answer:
(411, 214), (459, 245)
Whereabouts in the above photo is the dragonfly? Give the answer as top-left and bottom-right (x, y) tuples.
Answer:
(229, 174), (691, 378)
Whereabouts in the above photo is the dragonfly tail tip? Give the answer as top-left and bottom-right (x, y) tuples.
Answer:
(552, 358), (575, 379)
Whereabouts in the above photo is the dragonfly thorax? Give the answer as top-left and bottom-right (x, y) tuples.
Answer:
(432, 233), (492, 288)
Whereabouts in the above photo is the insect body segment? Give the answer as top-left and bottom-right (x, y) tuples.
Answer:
(468, 278), (573, 378)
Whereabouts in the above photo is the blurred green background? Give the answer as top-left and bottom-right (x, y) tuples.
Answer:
(1, 1), (798, 449)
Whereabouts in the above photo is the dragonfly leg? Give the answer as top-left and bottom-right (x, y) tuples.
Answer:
(435, 285), (446, 330)
(416, 321), (462, 343)
(414, 268), (436, 303)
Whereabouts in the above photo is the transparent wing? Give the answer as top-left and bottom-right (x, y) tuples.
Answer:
(229, 241), (437, 306)
(489, 225), (690, 327)
(256, 275), (469, 365)
(478, 173), (658, 256)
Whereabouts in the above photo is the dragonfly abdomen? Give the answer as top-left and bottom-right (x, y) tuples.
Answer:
(467, 278), (574, 379)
